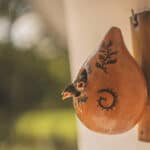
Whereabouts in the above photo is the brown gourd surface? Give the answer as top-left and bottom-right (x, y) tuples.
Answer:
(63, 27), (147, 134)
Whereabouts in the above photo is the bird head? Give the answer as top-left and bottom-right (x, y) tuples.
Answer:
(61, 84), (80, 100)
(62, 68), (88, 100)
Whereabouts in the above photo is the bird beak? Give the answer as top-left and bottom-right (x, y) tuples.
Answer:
(61, 91), (73, 100)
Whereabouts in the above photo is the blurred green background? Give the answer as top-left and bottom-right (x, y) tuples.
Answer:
(0, 0), (77, 149)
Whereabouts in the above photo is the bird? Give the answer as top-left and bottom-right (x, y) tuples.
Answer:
(62, 68), (87, 100)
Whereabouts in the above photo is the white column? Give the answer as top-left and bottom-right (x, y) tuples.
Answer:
(63, 0), (150, 150)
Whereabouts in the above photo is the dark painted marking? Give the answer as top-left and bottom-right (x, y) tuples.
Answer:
(96, 40), (118, 73)
(74, 68), (88, 85)
(97, 88), (118, 111)
(79, 69), (88, 83)
(63, 84), (81, 97)
(77, 95), (88, 104)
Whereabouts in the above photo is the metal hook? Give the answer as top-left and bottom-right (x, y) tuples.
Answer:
(131, 9), (138, 27)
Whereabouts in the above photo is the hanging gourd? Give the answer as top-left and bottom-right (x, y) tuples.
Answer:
(62, 27), (147, 134)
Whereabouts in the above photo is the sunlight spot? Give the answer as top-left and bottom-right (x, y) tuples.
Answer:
(11, 12), (45, 49)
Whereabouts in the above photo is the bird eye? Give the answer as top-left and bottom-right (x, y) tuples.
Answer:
(78, 82), (84, 88)
(76, 81), (85, 91)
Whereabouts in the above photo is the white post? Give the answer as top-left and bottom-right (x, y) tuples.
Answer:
(63, 0), (150, 150)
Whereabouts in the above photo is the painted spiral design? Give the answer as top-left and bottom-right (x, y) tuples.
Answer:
(97, 88), (118, 110)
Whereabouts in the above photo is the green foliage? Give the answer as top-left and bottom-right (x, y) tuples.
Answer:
(0, 43), (71, 111)
(0, 42), (74, 149)
(15, 109), (76, 141)
(13, 109), (77, 150)
(0, 44), (50, 111)
(0, 0), (28, 20)
(0, 1), (75, 149)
